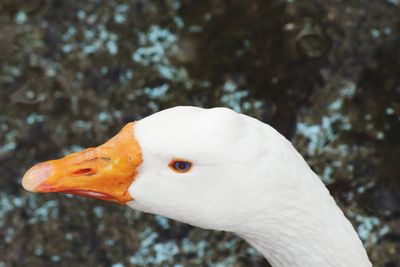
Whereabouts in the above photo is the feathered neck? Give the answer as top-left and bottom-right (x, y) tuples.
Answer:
(236, 169), (372, 267)
(227, 121), (373, 267)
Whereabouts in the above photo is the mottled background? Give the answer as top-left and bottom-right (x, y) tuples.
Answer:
(0, 0), (399, 266)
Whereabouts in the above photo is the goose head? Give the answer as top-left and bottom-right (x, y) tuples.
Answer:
(22, 107), (277, 231)
(22, 106), (371, 267)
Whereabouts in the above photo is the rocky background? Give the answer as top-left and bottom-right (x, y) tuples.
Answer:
(0, 0), (399, 266)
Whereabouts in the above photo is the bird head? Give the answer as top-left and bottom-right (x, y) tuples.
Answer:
(22, 107), (299, 231)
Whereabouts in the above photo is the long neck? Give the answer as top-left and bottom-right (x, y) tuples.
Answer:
(228, 124), (372, 267)
(236, 172), (372, 267)
(239, 212), (371, 267)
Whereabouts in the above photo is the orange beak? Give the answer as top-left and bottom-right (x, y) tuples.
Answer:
(21, 123), (143, 204)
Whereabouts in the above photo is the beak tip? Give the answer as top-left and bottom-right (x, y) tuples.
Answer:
(22, 163), (53, 192)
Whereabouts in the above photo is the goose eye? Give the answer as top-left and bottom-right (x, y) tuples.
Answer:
(169, 160), (192, 173)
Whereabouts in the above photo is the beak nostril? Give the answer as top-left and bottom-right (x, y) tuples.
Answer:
(100, 157), (111, 162)
(72, 168), (95, 176)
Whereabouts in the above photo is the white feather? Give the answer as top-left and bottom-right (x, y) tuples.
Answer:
(128, 106), (371, 267)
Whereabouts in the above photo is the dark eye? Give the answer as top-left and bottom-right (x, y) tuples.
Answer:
(169, 160), (192, 173)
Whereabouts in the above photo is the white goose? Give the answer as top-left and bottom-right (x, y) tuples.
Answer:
(22, 106), (371, 267)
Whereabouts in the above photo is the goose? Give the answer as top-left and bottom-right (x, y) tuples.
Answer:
(22, 106), (372, 267)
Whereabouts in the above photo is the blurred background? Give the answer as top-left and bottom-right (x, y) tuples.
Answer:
(0, 0), (399, 266)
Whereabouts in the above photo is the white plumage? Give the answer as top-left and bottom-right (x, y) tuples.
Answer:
(23, 106), (372, 266)
(128, 106), (371, 267)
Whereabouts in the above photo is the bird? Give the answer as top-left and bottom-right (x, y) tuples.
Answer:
(22, 106), (372, 267)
